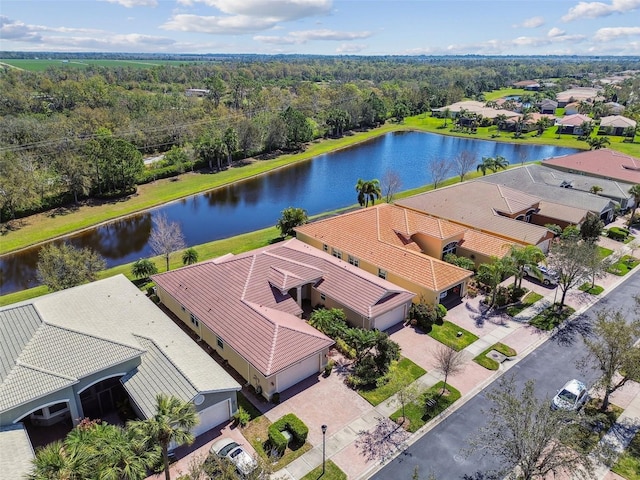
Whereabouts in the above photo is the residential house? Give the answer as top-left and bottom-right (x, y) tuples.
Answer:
(479, 165), (616, 223)
(0, 275), (241, 479)
(556, 87), (603, 107)
(543, 149), (640, 187)
(537, 99), (558, 115)
(185, 88), (210, 97)
(295, 204), (514, 306)
(604, 102), (625, 115)
(152, 238), (414, 400)
(513, 80), (540, 90)
(564, 102), (581, 115)
(598, 115), (636, 136)
(396, 182), (557, 252)
(556, 114), (593, 135)
(431, 100), (519, 121)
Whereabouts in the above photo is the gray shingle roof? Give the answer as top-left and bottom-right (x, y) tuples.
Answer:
(0, 424), (34, 480)
(121, 336), (199, 418)
(0, 305), (41, 381)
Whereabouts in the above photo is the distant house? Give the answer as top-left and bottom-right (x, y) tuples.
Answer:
(537, 99), (558, 115)
(564, 102), (581, 115)
(0, 275), (241, 479)
(556, 87), (603, 107)
(153, 239), (415, 400)
(598, 115), (636, 136)
(185, 88), (210, 97)
(555, 114), (592, 135)
(431, 100), (518, 121)
(543, 149), (640, 186)
(605, 102), (625, 115)
(513, 80), (540, 90)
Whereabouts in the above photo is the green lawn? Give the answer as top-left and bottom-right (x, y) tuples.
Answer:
(529, 305), (575, 330)
(598, 246), (614, 259)
(300, 460), (347, 480)
(389, 382), (461, 433)
(427, 321), (478, 351)
(473, 343), (517, 370)
(506, 291), (543, 317)
(607, 255), (640, 276)
(568, 399), (623, 454)
(578, 283), (604, 295)
(358, 357), (426, 406)
(612, 431), (640, 479)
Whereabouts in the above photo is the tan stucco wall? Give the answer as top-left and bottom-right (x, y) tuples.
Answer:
(310, 290), (368, 329)
(411, 232), (463, 260)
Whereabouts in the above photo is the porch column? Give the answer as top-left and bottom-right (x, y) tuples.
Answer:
(68, 394), (83, 426)
(296, 286), (302, 308)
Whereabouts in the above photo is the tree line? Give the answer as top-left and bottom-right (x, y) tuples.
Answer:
(1, 56), (639, 222)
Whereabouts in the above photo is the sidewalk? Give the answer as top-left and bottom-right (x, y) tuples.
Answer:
(275, 255), (640, 480)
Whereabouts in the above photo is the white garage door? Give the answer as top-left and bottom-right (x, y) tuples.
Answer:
(374, 304), (408, 332)
(277, 355), (320, 392)
(192, 399), (231, 437)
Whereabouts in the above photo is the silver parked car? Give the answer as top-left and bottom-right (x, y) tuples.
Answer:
(523, 264), (558, 286)
(551, 379), (589, 411)
(210, 438), (258, 476)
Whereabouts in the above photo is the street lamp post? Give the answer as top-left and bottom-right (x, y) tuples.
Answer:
(321, 424), (327, 476)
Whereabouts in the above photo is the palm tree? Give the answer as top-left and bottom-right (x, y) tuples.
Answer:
(508, 245), (546, 289)
(182, 247), (199, 265)
(477, 257), (517, 309)
(355, 178), (381, 207)
(492, 155), (509, 172)
(579, 121), (594, 139)
(222, 127), (239, 168)
(129, 394), (198, 480)
(589, 185), (603, 195)
(587, 137), (610, 150)
(628, 184), (640, 227)
(477, 157), (495, 176)
(495, 114), (507, 131)
(131, 258), (158, 280)
(29, 440), (90, 480)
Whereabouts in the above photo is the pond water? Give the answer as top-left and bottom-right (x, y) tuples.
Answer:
(0, 131), (579, 295)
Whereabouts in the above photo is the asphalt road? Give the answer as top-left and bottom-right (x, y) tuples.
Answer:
(371, 271), (640, 480)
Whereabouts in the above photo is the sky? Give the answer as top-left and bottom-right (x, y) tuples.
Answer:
(1, 0), (640, 56)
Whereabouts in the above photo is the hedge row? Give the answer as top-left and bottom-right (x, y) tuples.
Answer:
(267, 413), (309, 455)
(607, 226), (630, 241)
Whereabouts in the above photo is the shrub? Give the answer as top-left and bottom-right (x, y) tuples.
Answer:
(324, 359), (335, 376)
(268, 414), (309, 455)
(409, 302), (439, 331)
(607, 227), (629, 241)
(233, 406), (251, 427)
(443, 253), (476, 271)
(271, 392), (280, 404)
(335, 337), (356, 359)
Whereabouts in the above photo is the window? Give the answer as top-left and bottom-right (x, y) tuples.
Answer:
(217, 336), (224, 349)
(323, 244), (328, 252)
(348, 255), (359, 267)
(442, 241), (458, 257)
(524, 209), (536, 223)
(378, 269), (387, 280)
(320, 293), (326, 301)
(181, 305), (186, 312)
(332, 248), (342, 260)
(190, 313), (199, 327)
(48, 403), (68, 414)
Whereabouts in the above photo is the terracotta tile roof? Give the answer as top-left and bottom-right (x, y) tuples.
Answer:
(295, 205), (475, 292)
(396, 183), (551, 245)
(543, 149), (640, 185)
(557, 114), (592, 127)
(457, 230), (512, 258)
(153, 239), (415, 377)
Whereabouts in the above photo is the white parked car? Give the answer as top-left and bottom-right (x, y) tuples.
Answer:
(551, 379), (589, 411)
(523, 264), (558, 286)
(210, 438), (258, 476)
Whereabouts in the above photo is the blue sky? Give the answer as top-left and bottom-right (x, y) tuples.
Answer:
(1, 0), (640, 56)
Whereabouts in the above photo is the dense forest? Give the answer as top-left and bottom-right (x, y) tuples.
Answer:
(1, 55), (639, 222)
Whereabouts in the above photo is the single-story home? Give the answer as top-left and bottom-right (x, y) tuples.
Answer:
(563, 102), (581, 115)
(0, 275), (241, 479)
(479, 165), (616, 223)
(513, 80), (540, 90)
(555, 114), (593, 135)
(396, 182), (558, 252)
(543, 149), (640, 186)
(605, 102), (625, 115)
(152, 238), (415, 401)
(431, 101), (519, 121)
(556, 87), (603, 107)
(537, 99), (558, 115)
(295, 204), (513, 307)
(598, 115), (636, 136)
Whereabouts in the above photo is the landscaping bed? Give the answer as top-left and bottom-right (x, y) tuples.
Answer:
(607, 255), (640, 276)
(506, 291), (543, 317)
(612, 430), (640, 479)
(578, 283), (604, 295)
(427, 321), (478, 351)
(567, 399), (623, 454)
(358, 357), (426, 406)
(243, 415), (311, 470)
(389, 382), (461, 433)
(529, 305), (575, 331)
(300, 460), (347, 480)
(473, 343), (517, 370)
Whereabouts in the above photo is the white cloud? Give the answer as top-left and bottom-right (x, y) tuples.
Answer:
(547, 27), (566, 37)
(562, 0), (640, 22)
(254, 29), (371, 45)
(103, 0), (158, 7)
(336, 43), (366, 53)
(164, 0), (332, 35)
(0, 16), (103, 43)
(515, 16), (545, 28)
(594, 26), (640, 41)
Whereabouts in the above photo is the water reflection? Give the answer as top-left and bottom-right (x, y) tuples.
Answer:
(0, 131), (579, 295)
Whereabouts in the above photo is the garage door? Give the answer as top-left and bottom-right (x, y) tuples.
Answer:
(374, 304), (408, 332)
(192, 399), (231, 437)
(277, 355), (320, 393)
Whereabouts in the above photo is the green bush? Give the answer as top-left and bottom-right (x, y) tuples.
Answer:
(409, 302), (442, 331)
(335, 337), (356, 359)
(233, 406), (251, 427)
(268, 414), (309, 455)
(324, 359), (335, 376)
(607, 227), (629, 241)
